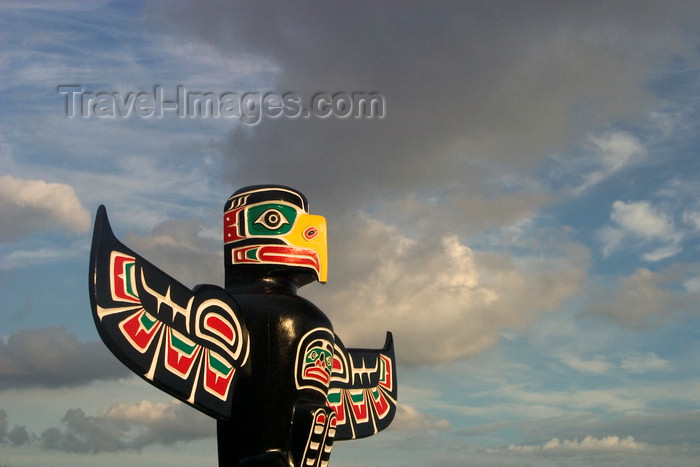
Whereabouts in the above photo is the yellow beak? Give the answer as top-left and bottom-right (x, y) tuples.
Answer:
(281, 213), (328, 283)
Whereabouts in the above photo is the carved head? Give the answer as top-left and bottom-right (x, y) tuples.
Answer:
(223, 185), (327, 286)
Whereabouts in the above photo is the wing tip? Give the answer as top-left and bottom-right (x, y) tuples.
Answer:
(91, 205), (115, 251)
(383, 331), (394, 352)
(94, 204), (108, 229)
(89, 204), (115, 309)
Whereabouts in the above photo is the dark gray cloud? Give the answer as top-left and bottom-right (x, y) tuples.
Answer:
(0, 401), (214, 453)
(137, 1), (700, 367)
(0, 327), (130, 389)
(40, 408), (127, 453)
(38, 401), (214, 453)
(124, 218), (223, 287)
(0, 409), (30, 447)
(6, 424), (30, 446)
(0, 409), (7, 439)
(152, 1), (700, 213)
(581, 263), (700, 328)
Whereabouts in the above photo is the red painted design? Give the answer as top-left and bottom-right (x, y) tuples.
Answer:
(371, 388), (390, 418)
(112, 254), (140, 303)
(304, 359), (330, 385)
(120, 310), (162, 352)
(378, 354), (393, 391)
(204, 350), (235, 400)
(332, 403), (346, 425)
(303, 226), (320, 241)
(349, 390), (369, 423)
(232, 245), (259, 263)
(231, 244), (320, 273)
(327, 389), (346, 425)
(223, 207), (245, 243)
(205, 314), (234, 343)
(165, 329), (201, 378)
(258, 245), (320, 270)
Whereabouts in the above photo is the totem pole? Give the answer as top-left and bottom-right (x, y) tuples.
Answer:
(88, 185), (397, 466)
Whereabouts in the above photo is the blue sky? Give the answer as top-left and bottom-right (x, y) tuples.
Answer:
(1, 1), (700, 466)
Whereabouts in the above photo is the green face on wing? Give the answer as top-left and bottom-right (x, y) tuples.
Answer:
(305, 346), (333, 368)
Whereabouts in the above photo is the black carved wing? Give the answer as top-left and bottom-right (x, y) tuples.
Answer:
(327, 332), (397, 440)
(88, 205), (250, 420)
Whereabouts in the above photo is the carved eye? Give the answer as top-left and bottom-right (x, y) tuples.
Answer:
(303, 226), (320, 241)
(254, 209), (290, 230)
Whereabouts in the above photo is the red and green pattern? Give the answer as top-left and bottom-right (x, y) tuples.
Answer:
(347, 389), (369, 423)
(204, 350), (235, 400)
(107, 264), (242, 402)
(370, 387), (390, 418)
(110, 252), (140, 303)
(111, 303), (239, 404)
(378, 354), (393, 392)
(91, 209), (250, 421)
(165, 328), (202, 379)
(326, 388), (346, 425)
(232, 245), (321, 272)
(326, 333), (397, 440)
(117, 306), (236, 402)
(119, 309), (163, 352)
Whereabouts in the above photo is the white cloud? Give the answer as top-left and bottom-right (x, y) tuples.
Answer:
(597, 225), (625, 257)
(590, 132), (644, 169)
(684, 275), (700, 293)
(102, 400), (176, 425)
(508, 435), (646, 452)
(0, 175), (90, 242)
(559, 353), (613, 374)
(599, 200), (682, 261)
(642, 243), (683, 262)
(1, 243), (89, 269)
(99, 400), (213, 449)
(558, 351), (670, 375)
(515, 387), (646, 413)
(610, 200), (675, 239)
(619, 352), (670, 374)
(684, 210), (700, 230)
(391, 404), (450, 432)
(312, 213), (587, 366)
(568, 131), (645, 195)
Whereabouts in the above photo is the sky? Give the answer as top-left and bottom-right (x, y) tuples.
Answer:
(1, 1), (700, 465)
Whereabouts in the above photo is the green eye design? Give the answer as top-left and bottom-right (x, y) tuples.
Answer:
(246, 203), (297, 235)
(255, 209), (289, 230)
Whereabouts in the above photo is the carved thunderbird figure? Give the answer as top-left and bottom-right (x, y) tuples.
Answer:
(89, 185), (397, 466)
